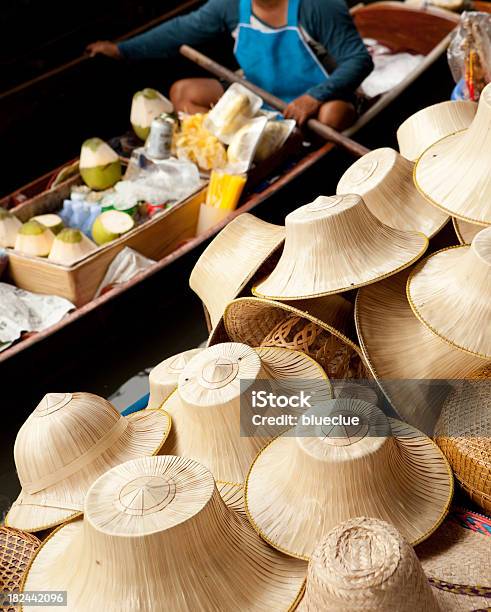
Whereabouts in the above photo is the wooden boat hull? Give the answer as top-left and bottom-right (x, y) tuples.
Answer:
(0, 2), (459, 365)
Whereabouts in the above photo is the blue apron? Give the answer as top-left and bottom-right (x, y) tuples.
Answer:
(234, 0), (329, 103)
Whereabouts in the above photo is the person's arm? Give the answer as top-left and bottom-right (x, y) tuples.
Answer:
(302, 0), (374, 102)
(117, 0), (233, 61)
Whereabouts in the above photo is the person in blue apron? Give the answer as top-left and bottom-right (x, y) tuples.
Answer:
(88, 0), (373, 130)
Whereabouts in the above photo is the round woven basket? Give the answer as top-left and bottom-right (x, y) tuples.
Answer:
(1, 526), (40, 612)
(458, 480), (491, 515)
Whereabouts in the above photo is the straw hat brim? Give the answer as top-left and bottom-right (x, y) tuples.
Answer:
(355, 270), (488, 432)
(416, 518), (491, 611)
(414, 130), (491, 225)
(252, 231), (428, 301)
(162, 346), (332, 484)
(5, 409), (171, 532)
(453, 217), (482, 245)
(407, 246), (491, 359)
(244, 418), (453, 560)
(20, 486), (307, 612)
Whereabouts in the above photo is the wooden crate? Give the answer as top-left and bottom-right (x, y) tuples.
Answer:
(7, 185), (206, 306)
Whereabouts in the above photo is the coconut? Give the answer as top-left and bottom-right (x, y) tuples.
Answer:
(0, 209), (22, 247)
(14, 220), (54, 257)
(91, 210), (134, 245)
(48, 228), (97, 265)
(32, 213), (64, 235)
(80, 138), (122, 191)
(130, 88), (174, 141)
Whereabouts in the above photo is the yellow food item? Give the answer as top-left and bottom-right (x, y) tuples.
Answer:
(217, 94), (251, 137)
(175, 113), (227, 171)
(205, 170), (247, 211)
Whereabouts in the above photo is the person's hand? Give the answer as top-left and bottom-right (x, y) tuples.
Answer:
(283, 94), (322, 126)
(86, 41), (121, 59)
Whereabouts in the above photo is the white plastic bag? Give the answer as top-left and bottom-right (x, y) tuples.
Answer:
(226, 116), (268, 173)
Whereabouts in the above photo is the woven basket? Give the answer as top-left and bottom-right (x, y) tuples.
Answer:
(1, 526), (40, 611)
(261, 315), (367, 380)
(459, 479), (491, 515)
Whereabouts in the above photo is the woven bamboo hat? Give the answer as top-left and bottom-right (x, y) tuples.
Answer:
(407, 226), (491, 359)
(1, 527), (40, 609)
(252, 195), (428, 300)
(148, 348), (203, 409)
(336, 148), (448, 237)
(6, 392), (171, 532)
(222, 296), (369, 381)
(297, 518), (441, 611)
(21, 456), (307, 611)
(162, 342), (332, 484)
(245, 399), (453, 559)
(414, 84), (491, 224)
(435, 381), (491, 512)
(355, 269), (488, 433)
(189, 213), (285, 328)
(397, 100), (477, 162)
(453, 218), (482, 245)
(416, 516), (491, 611)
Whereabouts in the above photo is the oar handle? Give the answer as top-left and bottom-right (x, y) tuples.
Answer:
(180, 44), (369, 158)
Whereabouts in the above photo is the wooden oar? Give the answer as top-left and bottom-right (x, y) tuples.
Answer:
(180, 44), (369, 158)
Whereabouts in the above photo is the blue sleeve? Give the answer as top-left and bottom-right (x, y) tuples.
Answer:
(301, 0), (374, 102)
(118, 0), (235, 61)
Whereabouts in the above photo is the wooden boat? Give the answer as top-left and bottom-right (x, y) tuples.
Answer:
(0, 1), (459, 366)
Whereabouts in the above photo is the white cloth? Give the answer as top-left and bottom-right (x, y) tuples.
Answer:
(95, 247), (155, 297)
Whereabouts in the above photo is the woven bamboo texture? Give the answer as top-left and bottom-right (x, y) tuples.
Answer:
(435, 382), (491, 500)
(453, 217), (482, 245)
(397, 99), (477, 162)
(416, 518), (491, 611)
(148, 348), (203, 409)
(21, 456), (307, 611)
(6, 392), (170, 532)
(252, 195), (428, 300)
(355, 269), (489, 433)
(189, 213), (285, 327)
(337, 147), (448, 237)
(245, 399), (453, 559)
(162, 342), (332, 484)
(298, 518), (440, 611)
(458, 480), (491, 515)
(407, 230), (491, 359)
(0, 527), (40, 612)
(223, 297), (370, 381)
(414, 84), (491, 224)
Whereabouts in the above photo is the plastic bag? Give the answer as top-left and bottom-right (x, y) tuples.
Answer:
(448, 11), (491, 101)
(226, 116), (268, 173)
(204, 83), (263, 144)
(254, 119), (296, 162)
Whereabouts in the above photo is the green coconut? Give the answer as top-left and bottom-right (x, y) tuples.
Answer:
(32, 213), (64, 235)
(130, 88), (174, 141)
(80, 138), (122, 191)
(91, 210), (135, 246)
(0, 209), (22, 247)
(15, 220), (55, 257)
(48, 228), (97, 265)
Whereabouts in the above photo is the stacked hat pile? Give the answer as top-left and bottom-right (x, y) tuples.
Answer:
(4, 87), (491, 610)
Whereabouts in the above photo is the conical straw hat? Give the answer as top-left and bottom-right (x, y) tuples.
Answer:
(453, 217), (482, 245)
(21, 456), (307, 612)
(355, 269), (489, 433)
(252, 195), (428, 300)
(435, 381), (491, 503)
(245, 399), (453, 559)
(148, 348), (203, 408)
(297, 518), (441, 611)
(397, 100), (477, 162)
(416, 515), (491, 611)
(5, 392), (171, 532)
(189, 213), (285, 327)
(336, 148), (448, 237)
(162, 342), (332, 484)
(414, 84), (491, 224)
(222, 297), (370, 381)
(1, 526), (40, 606)
(407, 227), (491, 359)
